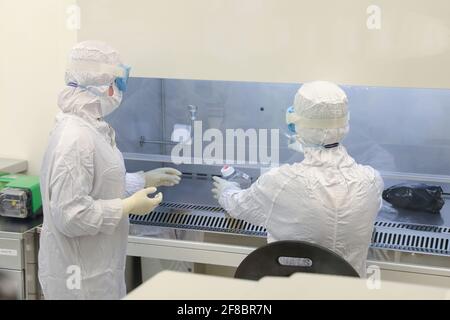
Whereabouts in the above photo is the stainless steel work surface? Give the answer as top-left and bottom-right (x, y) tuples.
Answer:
(0, 216), (43, 239)
(378, 202), (450, 227)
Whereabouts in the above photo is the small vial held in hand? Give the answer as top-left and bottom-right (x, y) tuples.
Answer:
(221, 165), (251, 189)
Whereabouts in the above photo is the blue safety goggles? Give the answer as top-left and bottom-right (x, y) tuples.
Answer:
(115, 64), (131, 92)
(286, 106), (297, 133)
(67, 60), (131, 92)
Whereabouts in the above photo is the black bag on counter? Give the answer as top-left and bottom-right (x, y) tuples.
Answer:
(382, 183), (445, 214)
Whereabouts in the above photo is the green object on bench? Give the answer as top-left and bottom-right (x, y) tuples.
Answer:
(0, 174), (42, 218)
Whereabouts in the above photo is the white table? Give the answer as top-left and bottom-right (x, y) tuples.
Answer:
(125, 270), (450, 300)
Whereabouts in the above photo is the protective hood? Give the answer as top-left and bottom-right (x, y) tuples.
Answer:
(58, 40), (125, 120)
(57, 85), (119, 146)
(291, 81), (349, 147)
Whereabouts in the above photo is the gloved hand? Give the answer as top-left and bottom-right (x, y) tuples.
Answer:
(145, 168), (182, 187)
(211, 176), (240, 200)
(122, 187), (163, 216)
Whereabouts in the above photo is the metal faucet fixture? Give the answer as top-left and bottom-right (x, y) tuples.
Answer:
(140, 105), (198, 147)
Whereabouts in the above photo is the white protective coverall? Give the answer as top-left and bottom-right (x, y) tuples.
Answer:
(38, 41), (146, 299)
(215, 81), (384, 276)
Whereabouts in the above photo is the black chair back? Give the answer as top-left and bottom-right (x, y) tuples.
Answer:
(234, 240), (360, 280)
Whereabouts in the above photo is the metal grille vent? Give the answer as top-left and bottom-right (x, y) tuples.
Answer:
(158, 202), (224, 213)
(180, 172), (217, 181)
(130, 202), (450, 256)
(372, 221), (450, 255)
(374, 221), (450, 234)
(129, 202), (267, 237)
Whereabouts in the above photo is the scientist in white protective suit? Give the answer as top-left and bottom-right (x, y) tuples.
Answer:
(212, 81), (384, 276)
(38, 41), (181, 300)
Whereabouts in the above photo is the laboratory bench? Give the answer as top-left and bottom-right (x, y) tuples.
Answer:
(124, 164), (450, 290)
(0, 215), (42, 299)
(4, 174), (450, 300)
(127, 226), (450, 290)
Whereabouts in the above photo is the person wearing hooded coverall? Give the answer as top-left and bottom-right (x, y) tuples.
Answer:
(212, 81), (384, 277)
(38, 41), (181, 300)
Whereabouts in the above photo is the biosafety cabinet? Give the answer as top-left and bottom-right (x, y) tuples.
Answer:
(102, 78), (450, 287)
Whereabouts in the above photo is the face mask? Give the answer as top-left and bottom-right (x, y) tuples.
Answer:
(284, 131), (304, 153)
(68, 82), (123, 117)
(288, 139), (304, 153)
(89, 84), (123, 116)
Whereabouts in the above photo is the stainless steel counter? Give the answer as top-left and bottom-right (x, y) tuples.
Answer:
(0, 216), (42, 299)
(0, 216), (43, 239)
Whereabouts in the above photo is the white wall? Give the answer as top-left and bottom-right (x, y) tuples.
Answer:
(1, 0), (449, 175)
(78, 0), (450, 89)
(0, 0), (76, 174)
